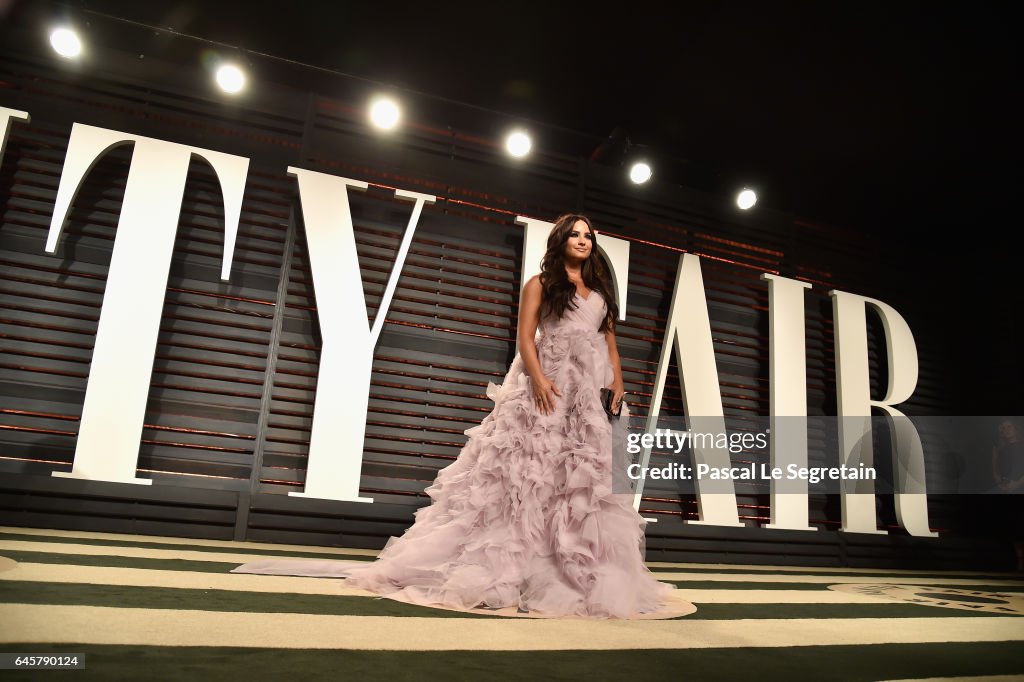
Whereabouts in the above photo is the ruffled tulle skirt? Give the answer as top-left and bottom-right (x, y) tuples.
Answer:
(334, 326), (677, 618)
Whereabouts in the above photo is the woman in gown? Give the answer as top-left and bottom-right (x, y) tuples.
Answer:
(237, 214), (677, 618)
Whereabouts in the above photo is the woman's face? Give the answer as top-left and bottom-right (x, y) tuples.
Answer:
(563, 219), (594, 263)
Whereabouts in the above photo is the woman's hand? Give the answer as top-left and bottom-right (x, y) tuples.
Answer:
(606, 378), (625, 413)
(603, 328), (625, 414)
(532, 374), (562, 415)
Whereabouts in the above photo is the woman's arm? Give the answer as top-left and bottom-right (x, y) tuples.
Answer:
(518, 275), (560, 415)
(604, 324), (625, 411)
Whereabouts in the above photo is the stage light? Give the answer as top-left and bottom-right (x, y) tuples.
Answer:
(505, 130), (532, 158)
(737, 188), (757, 210)
(215, 64), (246, 94)
(49, 27), (82, 59)
(629, 162), (652, 184)
(369, 97), (401, 130)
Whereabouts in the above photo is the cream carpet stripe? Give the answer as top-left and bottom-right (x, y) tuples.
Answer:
(0, 563), (371, 596)
(2, 606), (1022, 650)
(0, 540), (334, 565)
(0, 563), (896, 604)
(650, 572), (1024, 587)
(0, 527), (377, 557)
(7, 529), (1016, 579)
(876, 671), (1024, 675)
(3, 529), (1017, 581)
(646, 561), (1020, 577)
(671, 589), (894, 604)
(4, 541), (1020, 587)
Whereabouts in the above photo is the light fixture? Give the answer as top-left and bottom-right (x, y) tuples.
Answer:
(215, 63), (246, 94)
(369, 97), (401, 130)
(49, 27), (82, 59)
(629, 162), (652, 184)
(505, 130), (531, 158)
(736, 188), (757, 210)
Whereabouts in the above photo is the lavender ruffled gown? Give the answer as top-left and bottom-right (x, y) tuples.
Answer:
(236, 291), (677, 618)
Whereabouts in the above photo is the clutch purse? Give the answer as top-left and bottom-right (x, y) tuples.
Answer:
(600, 387), (624, 418)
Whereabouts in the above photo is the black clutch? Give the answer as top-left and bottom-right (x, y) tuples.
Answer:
(600, 387), (624, 418)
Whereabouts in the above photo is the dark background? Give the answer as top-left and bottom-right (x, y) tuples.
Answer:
(5, 0), (1021, 412)
(0, 0), (1017, 563)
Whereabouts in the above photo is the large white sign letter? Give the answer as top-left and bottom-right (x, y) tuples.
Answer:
(762, 274), (815, 531)
(831, 291), (936, 537)
(0, 107), (30, 167)
(288, 167), (435, 502)
(47, 124), (249, 484)
(638, 253), (743, 527)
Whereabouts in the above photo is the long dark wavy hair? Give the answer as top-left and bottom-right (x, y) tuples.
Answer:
(539, 214), (619, 332)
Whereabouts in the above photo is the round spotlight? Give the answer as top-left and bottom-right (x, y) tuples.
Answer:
(49, 27), (82, 59)
(736, 188), (757, 210)
(629, 162), (652, 185)
(215, 64), (246, 94)
(369, 97), (401, 130)
(505, 130), (532, 158)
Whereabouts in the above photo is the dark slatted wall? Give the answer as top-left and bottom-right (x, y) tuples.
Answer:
(0, 10), (995, 567)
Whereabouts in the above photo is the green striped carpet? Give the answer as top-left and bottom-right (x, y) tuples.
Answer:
(1, 526), (1022, 681)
